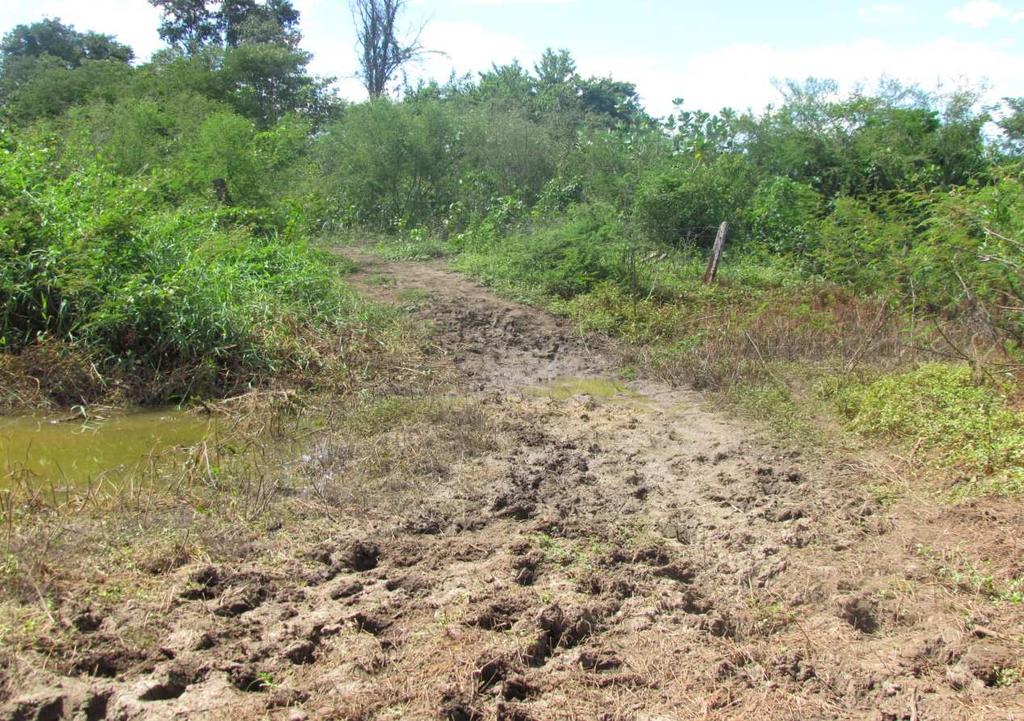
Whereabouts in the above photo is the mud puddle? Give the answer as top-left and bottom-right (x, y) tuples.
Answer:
(527, 376), (634, 400)
(0, 410), (214, 489)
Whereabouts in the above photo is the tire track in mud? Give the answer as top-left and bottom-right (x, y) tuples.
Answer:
(7, 251), (1023, 721)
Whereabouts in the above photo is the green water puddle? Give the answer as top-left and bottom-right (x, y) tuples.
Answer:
(0, 410), (215, 489)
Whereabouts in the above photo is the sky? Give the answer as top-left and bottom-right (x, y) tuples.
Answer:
(0, 0), (1022, 118)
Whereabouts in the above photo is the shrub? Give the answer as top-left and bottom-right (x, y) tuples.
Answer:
(454, 203), (623, 299)
(813, 196), (912, 295)
(747, 176), (823, 257)
(0, 136), (353, 398)
(633, 155), (758, 246)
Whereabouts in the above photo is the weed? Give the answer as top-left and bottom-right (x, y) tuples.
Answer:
(996, 667), (1022, 687)
(372, 234), (450, 261)
(829, 364), (1024, 495)
(254, 672), (278, 691)
(918, 544), (1024, 604)
(366, 273), (396, 287)
(868, 483), (902, 507)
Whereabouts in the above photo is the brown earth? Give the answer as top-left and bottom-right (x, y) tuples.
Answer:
(2, 251), (1023, 721)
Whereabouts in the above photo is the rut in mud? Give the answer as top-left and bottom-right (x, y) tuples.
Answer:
(4, 251), (1023, 721)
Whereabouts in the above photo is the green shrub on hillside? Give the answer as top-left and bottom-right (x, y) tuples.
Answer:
(633, 155), (758, 246)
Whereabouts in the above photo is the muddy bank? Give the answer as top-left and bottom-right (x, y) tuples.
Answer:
(2, 250), (1022, 721)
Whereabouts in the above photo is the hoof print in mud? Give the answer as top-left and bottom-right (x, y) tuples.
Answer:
(511, 552), (543, 586)
(475, 655), (511, 691)
(136, 662), (205, 702)
(837, 594), (879, 634)
(283, 639), (318, 665)
(336, 541), (381, 572)
(960, 643), (1021, 687)
(501, 675), (538, 701)
(349, 611), (391, 635)
(1, 691), (66, 721)
(496, 703), (540, 721)
(466, 598), (526, 631)
(227, 664), (270, 693)
(652, 561), (697, 584)
(578, 648), (623, 672)
(213, 578), (270, 617)
(492, 493), (537, 521)
(328, 579), (364, 600)
(179, 565), (223, 600)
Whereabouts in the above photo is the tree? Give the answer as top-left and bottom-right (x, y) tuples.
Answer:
(0, 18), (133, 68)
(149, 0), (301, 52)
(352, 0), (425, 97)
(998, 97), (1024, 155)
(0, 19), (134, 113)
(221, 43), (334, 126)
(150, 0), (221, 53)
(220, 0), (301, 47)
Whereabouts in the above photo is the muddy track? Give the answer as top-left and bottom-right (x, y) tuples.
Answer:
(6, 251), (1023, 721)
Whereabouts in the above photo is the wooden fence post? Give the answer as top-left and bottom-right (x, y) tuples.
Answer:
(703, 221), (729, 284)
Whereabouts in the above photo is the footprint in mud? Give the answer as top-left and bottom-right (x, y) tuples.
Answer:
(349, 610), (392, 636)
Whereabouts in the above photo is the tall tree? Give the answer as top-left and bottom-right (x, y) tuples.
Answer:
(220, 0), (301, 47)
(0, 19), (133, 68)
(149, 0), (300, 52)
(352, 0), (424, 97)
(150, 0), (221, 53)
(998, 97), (1024, 156)
(0, 19), (134, 109)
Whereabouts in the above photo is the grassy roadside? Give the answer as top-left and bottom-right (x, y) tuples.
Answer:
(366, 228), (1024, 503)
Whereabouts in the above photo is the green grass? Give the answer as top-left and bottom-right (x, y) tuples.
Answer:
(371, 234), (450, 261)
(823, 363), (1024, 497)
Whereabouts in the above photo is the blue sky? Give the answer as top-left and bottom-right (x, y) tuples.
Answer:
(1, 0), (1021, 117)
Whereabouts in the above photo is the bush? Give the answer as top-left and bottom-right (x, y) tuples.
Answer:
(454, 203), (623, 299)
(813, 196), (912, 295)
(633, 155), (758, 246)
(0, 136), (352, 397)
(747, 176), (822, 257)
(827, 363), (1024, 480)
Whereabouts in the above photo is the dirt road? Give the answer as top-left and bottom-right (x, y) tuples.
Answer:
(6, 252), (1022, 721)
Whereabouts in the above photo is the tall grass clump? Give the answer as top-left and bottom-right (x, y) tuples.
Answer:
(0, 135), (356, 404)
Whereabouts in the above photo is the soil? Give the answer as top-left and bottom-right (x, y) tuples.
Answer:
(3, 250), (1023, 721)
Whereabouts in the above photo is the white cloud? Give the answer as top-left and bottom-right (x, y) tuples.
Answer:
(946, 0), (1010, 28)
(455, 0), (574, 4)
(417, 20), (532, 78)
(857, 4), (906, 22)
(577, 37), (1024, 118)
